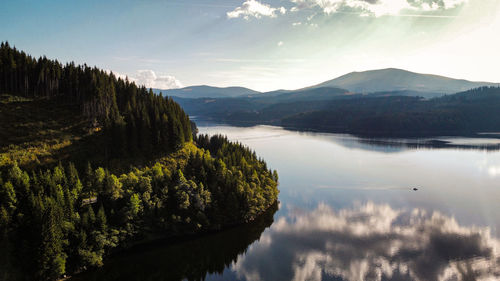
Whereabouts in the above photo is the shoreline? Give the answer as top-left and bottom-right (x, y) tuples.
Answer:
(195, 119), (500, 150)
(66, 200), (279, 280)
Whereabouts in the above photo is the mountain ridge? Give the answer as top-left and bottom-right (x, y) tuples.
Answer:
(159, 68), (499, 99)
(308, 68), (498, 94)
(155, 85), (261, 98)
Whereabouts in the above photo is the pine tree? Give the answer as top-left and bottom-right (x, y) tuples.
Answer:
(39, 199), (66, 281)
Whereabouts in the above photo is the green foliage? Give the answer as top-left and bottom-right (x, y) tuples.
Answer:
(39, 199), (67, 281)
(194, 134), (279, 223)
(0, 42), (192, 168)
(128, 193), (142, 216)
(0, 181), (16, 213)
(0, 140), (278, 280)
(0, 43), (279, 281)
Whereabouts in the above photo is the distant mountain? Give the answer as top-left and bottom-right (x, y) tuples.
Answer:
(158, 68), (498, 99)
(155, 85), (261, 98)
(180, 86), (500, 137)
(310, 68), (498, 94)
(365, 90), (442, 99)
(254, 87), (351, 103)
(280, 87), (500, 137)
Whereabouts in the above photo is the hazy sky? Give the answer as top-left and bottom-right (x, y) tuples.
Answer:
(1, 0), (499, 91)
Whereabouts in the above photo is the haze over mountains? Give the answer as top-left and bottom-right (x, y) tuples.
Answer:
(162, 67), (500, 137)
(154, 85), (260, 98)
(157, 68), (498, 99)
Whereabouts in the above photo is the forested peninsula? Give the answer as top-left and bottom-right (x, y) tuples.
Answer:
(0, 42), (279, 281)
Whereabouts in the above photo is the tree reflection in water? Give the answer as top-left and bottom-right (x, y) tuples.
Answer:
(72, 201), (500, 281)
(72, 202), (278, 281)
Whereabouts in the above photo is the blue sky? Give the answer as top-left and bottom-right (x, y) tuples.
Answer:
(1, 0), (499, 91)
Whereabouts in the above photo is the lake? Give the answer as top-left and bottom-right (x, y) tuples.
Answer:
(76, 124), (500, 281)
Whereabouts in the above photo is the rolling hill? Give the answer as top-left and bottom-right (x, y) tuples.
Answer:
(309, 68), (498, 94)
(155, 85), (261, 98)
(162, 68), (498, 100)
(159, 68), (500, 136)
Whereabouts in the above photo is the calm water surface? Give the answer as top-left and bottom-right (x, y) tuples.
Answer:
(78, 125), (500, 281)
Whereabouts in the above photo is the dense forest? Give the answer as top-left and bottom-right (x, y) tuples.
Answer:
(175, 86), (500, 137)
(73, 201), (278, 281)
(0, 41), (192, 159)
(0, 42), (279, 281)
(281, 87), (500, 136)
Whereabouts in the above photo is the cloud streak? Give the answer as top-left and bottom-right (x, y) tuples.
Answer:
(227, 0), (286, 19)
(290, 0), (468, 17)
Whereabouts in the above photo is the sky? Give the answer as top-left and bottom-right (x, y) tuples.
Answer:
(1, 0), (499, 92)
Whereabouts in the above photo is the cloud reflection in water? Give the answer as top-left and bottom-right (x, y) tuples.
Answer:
(232, 202), (499, 281)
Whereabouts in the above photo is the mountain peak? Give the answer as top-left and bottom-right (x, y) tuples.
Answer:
(312, 68), (497, 94)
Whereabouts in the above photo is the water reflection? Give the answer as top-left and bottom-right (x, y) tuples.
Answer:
(72, 203), (278, 281)
(74, 125), (500, 281)
(231, 202), (500, 281)
(199, 124), (500, 234)
(356, 138), (500, 152)
(283, 129), (500, 152)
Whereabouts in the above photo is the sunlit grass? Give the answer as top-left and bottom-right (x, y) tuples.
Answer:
(0, 94), (87, 168)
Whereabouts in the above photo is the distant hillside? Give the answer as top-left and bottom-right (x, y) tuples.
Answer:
(178, 86), (500, 137)
(258, 87), (350, 102)
(310, 68), (498, 94)
(158, 68), (498, 100)
(281, 87), (500, 136)
(155, 85), (261, 98)
(366, 90), (442, 99)
(173, 87), (353, 123)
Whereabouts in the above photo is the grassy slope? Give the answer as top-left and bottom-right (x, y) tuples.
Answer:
(0, 94), (86, 168)
(0, 94), (201, 172)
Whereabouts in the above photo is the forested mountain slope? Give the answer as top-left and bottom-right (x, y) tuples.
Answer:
(281, 87), (500, 136)
(177, 86), (500, 137)
(0, 42), (278, 281)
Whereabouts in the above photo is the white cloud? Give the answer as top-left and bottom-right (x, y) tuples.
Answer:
(227, 0), (286, 19)
(232, 202), (500, 281)
(134, 70), (183, 89)
(290, 0), (468, 17)
(104, 69), (182, 89)
(277, 41), (284, 46)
